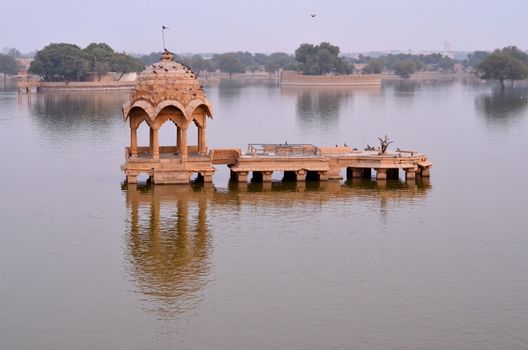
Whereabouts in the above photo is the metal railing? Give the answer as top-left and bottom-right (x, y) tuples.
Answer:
(246, 144), (321, 157)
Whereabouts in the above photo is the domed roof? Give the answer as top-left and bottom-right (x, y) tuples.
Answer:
(122, 51), (212, 121)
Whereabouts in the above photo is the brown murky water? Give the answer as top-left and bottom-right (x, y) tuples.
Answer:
(1, 80), (527, 349)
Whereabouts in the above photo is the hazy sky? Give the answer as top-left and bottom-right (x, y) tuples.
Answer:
(2, 0), (526, 54)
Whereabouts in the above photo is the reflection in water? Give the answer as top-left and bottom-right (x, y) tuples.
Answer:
(125, 184), (211, 317)
(28, 91), (128, 131)
(385, 79), (456, 96)
(345, 177), (431, 222)
(282, 87), (359, 128)
(475, 87), (528, 124)
(124, 179), (431, 317)
(217, 79), (243, 102)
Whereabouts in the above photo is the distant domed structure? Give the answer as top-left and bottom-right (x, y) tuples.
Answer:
(121, 50), (215, 184)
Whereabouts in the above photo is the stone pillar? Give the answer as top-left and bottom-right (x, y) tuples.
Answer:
(200, 171), (214, 183)
(296, 170), (306, 182)
(200, 127), (207, 156)
(152, 128), (159, 160)
(421, 167), (431, 177)
(127, 173), (137, 184)
(262, 171), (272, 182)
(130, 127), (138, 157)
(375, 168), (387, 180)
(318, 171), (329, 181)
(180, 127), (188, 160)
(197, 126), (202, 154)
(235, 171), (248, 183)
(347, 167), (363, 179)
(149, 127), (154, 151)
(176, 126), (181, 151)
(405, 168), (416, 180)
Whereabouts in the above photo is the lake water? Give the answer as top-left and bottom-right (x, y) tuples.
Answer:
(1, 79), (527, 349)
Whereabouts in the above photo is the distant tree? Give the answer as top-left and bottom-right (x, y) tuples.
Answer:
(0, 53), (20, 85)
(29, 42), (144, 82)
(110, 52), (144, 73)
(466, 51), (489, 69)
(501, 46), (528, 63)
(253, 53), (269, 66)
(29, 43), (89, 81)
(214, 53), (246, 77)
(393, 60), (417, 78)
(7, 48), (22, 58)
(294, 42), (351, 75)
(264, 52), (294, 75)
(84, 42), (114, 74)
(188, 54), (207, 74)
(140, 52), (163, 65)
(83, 43), (143, 75)
(477, 46), (528, 90)
(203, 59), (217, 74)
(362, 59), (384, 74)
(437, 57), (455, 72)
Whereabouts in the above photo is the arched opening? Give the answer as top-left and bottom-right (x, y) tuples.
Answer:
(136, 172), (150, 184)
(306, 170), (321, 181)
(157, 106), (186, 158)
(136, 119), (150, 157)
(283, 171), (297, 182)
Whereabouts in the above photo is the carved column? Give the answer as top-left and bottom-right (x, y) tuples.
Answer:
(180, 127), (188, 160)
(197, 126), (202, 154)
(200, 127), (207, 156)
(130, 127), (138, 157)
(405, 168), (416, 180)
(152, 128), (159, 160)
(296, 170), (306, 182)
(176, 126), (181, 151)
(149, 127), (154, 152)
(375, 168), (387, 180)
(262, 171), (272, 182)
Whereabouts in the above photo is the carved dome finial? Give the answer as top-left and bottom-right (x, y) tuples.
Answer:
(160, 50), (174, 62)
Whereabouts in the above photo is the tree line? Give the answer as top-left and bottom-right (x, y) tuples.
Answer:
(141, 50), (298, 77)
(140, 42), (353, 77)
(0, 52), (20, 85)
(356, 53), (457, 77)
(28, 43), (144, 82)
(5, 42), (528, 89)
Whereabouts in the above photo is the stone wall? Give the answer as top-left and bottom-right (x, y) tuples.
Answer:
(280, 71), (381, 86)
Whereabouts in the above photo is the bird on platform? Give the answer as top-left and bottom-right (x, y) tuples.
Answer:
(310, 14), (317, 18)
(344, 143), (348, 147)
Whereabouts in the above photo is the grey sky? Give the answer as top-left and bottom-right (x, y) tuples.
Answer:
(2, 0), (526, 54)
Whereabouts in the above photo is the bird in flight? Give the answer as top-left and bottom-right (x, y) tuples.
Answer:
(310, 14), (316, 18)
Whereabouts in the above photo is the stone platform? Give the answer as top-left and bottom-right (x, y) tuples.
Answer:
(122, 144), (432, 184)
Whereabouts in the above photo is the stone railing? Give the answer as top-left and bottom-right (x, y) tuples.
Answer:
(210, 148), (241, 165)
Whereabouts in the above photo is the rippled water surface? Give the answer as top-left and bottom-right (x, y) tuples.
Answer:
(1, 80), (527, 349)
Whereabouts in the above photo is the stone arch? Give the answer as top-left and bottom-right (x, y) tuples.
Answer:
(123, 100), (156, 122)
(187, 100), (213, 121)
(129, 106), (153, 129)
(156, 105), (188, 130)
(154, 100), (189, 120)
